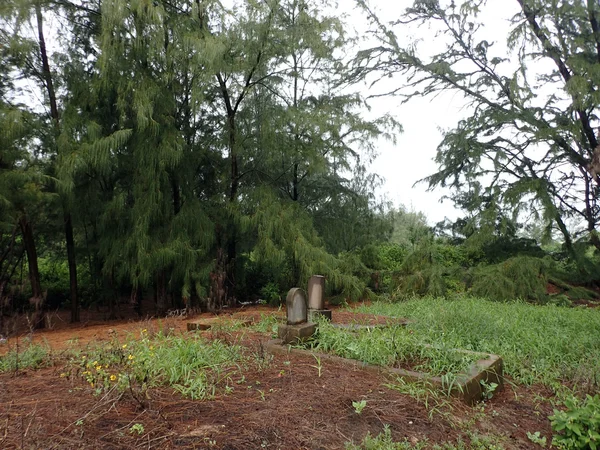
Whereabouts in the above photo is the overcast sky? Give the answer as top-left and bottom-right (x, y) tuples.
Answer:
(347, 0), (522, 224)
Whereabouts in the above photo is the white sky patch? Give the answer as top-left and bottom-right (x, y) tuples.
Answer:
(341, 0), (523, 224)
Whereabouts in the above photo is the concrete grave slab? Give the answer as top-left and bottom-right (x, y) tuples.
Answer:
(264, 340), (503, 405)
(308, 309), (332, 322)
(277, 323), (317, 345)
(187, 317), (254, 332)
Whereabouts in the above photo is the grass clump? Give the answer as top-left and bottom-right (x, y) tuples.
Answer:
(357, 297), (600, 389)
(308, 321), (479, 377)
(67, 329), (242, 400)
(345, 426), (504, 449)
(0, 343), (51, 372)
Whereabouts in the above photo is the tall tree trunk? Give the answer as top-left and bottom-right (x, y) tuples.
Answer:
(18, 215), (44, 329)
(36, 2), (79, 322)
(156, 271), (168, 316)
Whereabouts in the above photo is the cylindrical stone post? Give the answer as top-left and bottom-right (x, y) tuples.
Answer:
(307, 275), (325, 310)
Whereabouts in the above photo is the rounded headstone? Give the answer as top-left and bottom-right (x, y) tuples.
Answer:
(307, 275), (325, 310)
(286, 288), (307, 325)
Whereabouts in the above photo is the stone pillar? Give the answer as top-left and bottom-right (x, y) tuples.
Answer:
(308, 275), (325, 310)
(307, 275), (332, 322)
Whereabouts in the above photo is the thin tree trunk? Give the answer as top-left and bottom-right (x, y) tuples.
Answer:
(18, 215), (42, 300)
(156, 271), (168, 316)
(18, 215), (44, 329)
(36, 1), (79, 322)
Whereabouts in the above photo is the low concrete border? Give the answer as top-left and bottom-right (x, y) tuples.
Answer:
(264, 339), (503, 405)
(187, 318), (254, 331)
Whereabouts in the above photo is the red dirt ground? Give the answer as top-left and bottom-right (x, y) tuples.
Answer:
(0, 305), (555, 449)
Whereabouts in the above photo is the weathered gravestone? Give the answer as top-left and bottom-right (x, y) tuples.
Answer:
(277, 288), (316, 344)
(307, 275), (332, 322)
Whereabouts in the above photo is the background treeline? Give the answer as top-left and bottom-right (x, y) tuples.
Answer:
(1, 0), (399, 326)
(2, 0), (600, 330)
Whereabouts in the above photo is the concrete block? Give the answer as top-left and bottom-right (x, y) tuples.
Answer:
(308, 309), (332, 322)
(277, 323), (316, 345)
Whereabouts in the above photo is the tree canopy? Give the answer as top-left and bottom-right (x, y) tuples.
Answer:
(355, 0), (600, 264)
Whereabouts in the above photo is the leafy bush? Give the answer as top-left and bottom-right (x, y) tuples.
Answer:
(468, 256), (550, 303)
(550, 395), (600, 449)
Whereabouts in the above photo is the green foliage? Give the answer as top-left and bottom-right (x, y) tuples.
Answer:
(359, 297), (600, 388)
(0, 0), (396, 314)
(469, 256), (550, 303)
(352, 399), (367, 414)
(550, 395), (600, 449)
(259, 282), (282, 306)
(526, 432), (547, 447)
(355, 0), (600, 268)
(345, 426), (503, 450)
(0, 343), (51, 373)
(345, 426), (427, 450)
(68, 331), (242, 400)
(307, 321), (479, 376)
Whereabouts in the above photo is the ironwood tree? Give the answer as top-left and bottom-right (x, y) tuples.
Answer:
(355, 0), (600, 264)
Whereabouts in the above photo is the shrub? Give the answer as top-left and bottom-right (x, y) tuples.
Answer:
(469, 256), (550, 303)
(550, 395), (600, 449)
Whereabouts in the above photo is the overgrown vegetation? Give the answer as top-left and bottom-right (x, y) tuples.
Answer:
(345, 425), (504, 450)
(358, 297), (600, 390)
(0, 343), (51, 373)
(65, 330), (243, 400)
(306, 320), (480, 377)
(550, 394), (600, 449)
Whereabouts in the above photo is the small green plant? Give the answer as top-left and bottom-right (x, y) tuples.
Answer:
(345, 425), (427, 449)
(352, 399), (367, 414)
(310, 354), (323, 378)
(480, 380), (499, 401)
(550, 394), (600, 449)
(129, 423), (145, 435)
(527, 431), (547, 447)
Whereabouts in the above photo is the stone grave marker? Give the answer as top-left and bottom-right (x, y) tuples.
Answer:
(286, 287), (308, 325)
(307, 275), (332, 321)
(278, 287), (316, 344)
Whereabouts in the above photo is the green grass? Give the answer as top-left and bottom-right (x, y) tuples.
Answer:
(345, 426), (504, 449)
(67, 330), (243, 400)
(308, 321), (480, 377)
(0, 343), (51, 372)
(355, 296), (600, 389)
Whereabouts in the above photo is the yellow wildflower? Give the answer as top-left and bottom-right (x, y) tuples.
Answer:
(96, 365), (102, 371)
(149, 346), (154, 351)
(128, 354), (134, 360)
(122, 344), (127, 349)
(142, 329), (147, 333)
(60, 372), (67, 378)
(110, 374), (117, 381)
(92, 361), (98, 366)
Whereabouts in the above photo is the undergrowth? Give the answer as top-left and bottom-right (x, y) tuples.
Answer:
(345, 425), (505, 449)
(0, 343), (51, 372)
(356, 297), (600, 391)
(307, 321), (480, 377)
(65, 329), (242, 400)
